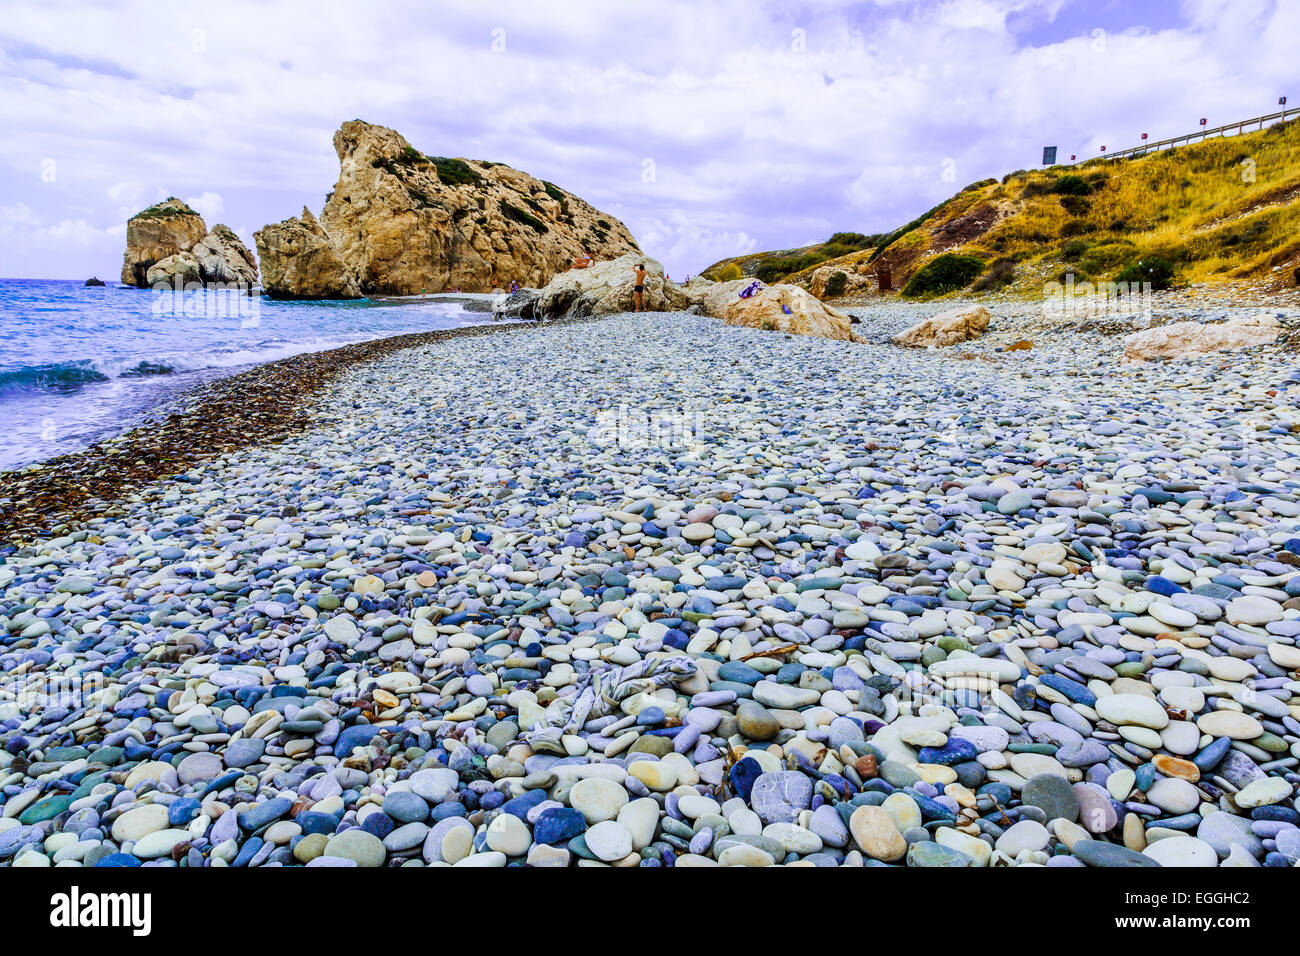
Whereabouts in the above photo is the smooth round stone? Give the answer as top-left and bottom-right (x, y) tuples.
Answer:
(1147, 603), (1198, 629)
(717, 844), (775, 866)
(1197, 812), (1263, 859)
(132, 829), (189, 859)
(749, 771), (813, 825)
(110, 805), (169, 844)
(224, 738), (265, 768)
(1147, 778), (1200, 815)
(176, 752), (223, 785)
(617, 798), (659, 850)
(1073, 783), (1119, 833)
(409, 767), (459, 803)
(569, 779), (629, 824)
(382, 790), (429, 824)
(736, 702), (779, 740)
(627, 760), (676, 792)
(1234, 778), (1292, 809)
(996, 819), (1050, 856)
(1143, 835), (1217, 867)
(1225, 596), (1283, 626)
(849, 805), (906, 862)
(1073, 839), (1161, 867)
(1021, 774), (1079, 823)
(935, 827), (992, 866)
(584, 820), (633, 862)
(485, 812), (531, 856)
(1196, 711), (1262, 740)
(881, 792), (923, 832)
(1096, 694), (1169, 730)
(907, 841), (977, 867)
(323, 829), (387, 867)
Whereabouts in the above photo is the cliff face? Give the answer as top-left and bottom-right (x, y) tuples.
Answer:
(120, 198), (208, 287)
(312, 120), (639, 295)
(254, 208), (361, 300)
(122, 199), (258, 289)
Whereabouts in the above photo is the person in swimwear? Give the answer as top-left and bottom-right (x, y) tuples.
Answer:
(633, 262), (647, 312)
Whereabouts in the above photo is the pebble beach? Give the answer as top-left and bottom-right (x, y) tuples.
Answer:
(4, 303), (1300, 869)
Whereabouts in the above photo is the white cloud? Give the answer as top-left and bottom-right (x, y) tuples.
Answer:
(0, 0), (1296, 278)
(184, 190), (224, 223)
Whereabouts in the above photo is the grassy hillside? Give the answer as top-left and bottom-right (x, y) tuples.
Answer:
(701, 232), (880, 282)
(704, 117), (1300, 299)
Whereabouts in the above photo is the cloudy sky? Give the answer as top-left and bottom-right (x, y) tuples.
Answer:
(1, 0), (1296, 280)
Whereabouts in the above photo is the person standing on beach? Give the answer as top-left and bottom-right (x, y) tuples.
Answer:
(633, 262), (647, 312)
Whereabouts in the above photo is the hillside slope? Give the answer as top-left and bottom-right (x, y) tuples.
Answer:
(705, 117), (1300, 300)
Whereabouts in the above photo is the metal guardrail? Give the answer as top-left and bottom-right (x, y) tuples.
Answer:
(1087, 107), (1300, 161)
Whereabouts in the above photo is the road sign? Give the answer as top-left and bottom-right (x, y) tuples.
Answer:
(1042, 146), (1057, 165)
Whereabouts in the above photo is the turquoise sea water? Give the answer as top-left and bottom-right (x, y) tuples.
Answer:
(0, 279), (490, 470)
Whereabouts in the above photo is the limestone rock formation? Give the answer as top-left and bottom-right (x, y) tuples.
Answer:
(305, 120), (639, 295)
(495, 288), (540, 320)
(146, 252), (201, 288)
(254, 208), (361, 300)
(532, 254), (687, 319)
(1122, 315), (1280, 362)
(122, 198), (259, 290)
(120, 198), (208, 287)
(722, 285), (861, 342)
(683, 277), (758, 318)
(893, 305), (991, 348)
(809, 265), (873, 300)
(190, 225), (259, 287)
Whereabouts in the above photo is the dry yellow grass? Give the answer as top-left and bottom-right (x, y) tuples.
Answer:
(710, 117), (1300, 297)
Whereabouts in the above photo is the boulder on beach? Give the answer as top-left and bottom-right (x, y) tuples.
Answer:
(531, 253), (687, 319)
(495, 288), (540, 320)
(722, 284), (861, 342)
(809, 265), (872, 300)
(254, 207), (362, 300)
(683, 277), (755, 318)
(893, 304), (991, 348)
(120, 197), (208, 287)
(1122, 315), (1279, 362)
(284, 120), (641, 296)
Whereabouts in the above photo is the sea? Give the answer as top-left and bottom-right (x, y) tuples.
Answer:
(0, 279), (497, 471)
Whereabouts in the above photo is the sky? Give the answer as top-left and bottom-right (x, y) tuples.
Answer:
(0, 0), (1296, 281)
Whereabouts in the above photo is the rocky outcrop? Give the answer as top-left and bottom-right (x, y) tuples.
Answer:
(120, 198), (208, 287)
(189, 225), (258, 287)
(1122, 315), (1279, 362)
(289, 120), (641, 296)
(146, 252), (201, 288)
(683, 277), (757, 318)
(495, 288), (540, 320)
(531, 254), (687, 319)
(122, 198), (259, 290)
(893, 305), (991, 348)
(254, 208), (361, 300)
(84, 277), (105, 287)
(809, 265), (873, 300)
(722, 285), (861, 342)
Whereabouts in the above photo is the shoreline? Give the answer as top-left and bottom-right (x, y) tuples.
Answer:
(0, 313), (598, 546)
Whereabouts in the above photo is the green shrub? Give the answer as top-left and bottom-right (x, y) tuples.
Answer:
(970, 257), (1016, 291)
(900, 253), (985, 298)
(1061, 219), (1090, 237)
(499, 200), (548, 233)
(430, 157), (481, 187)
(541, 181), (565, 202)
(826, 232), (874, 249)
(1115, 256), (1176, 291)
(716, 262), (743, 281)
(1060, 239), (1091, 261)
(823, 271), (848, 297)
(1050, 174), (1092, 196)
(1059, 194), (1090, 216)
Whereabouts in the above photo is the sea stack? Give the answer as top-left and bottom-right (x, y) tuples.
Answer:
(120, 198), (259, 289)
(254, 120), (640, 298)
